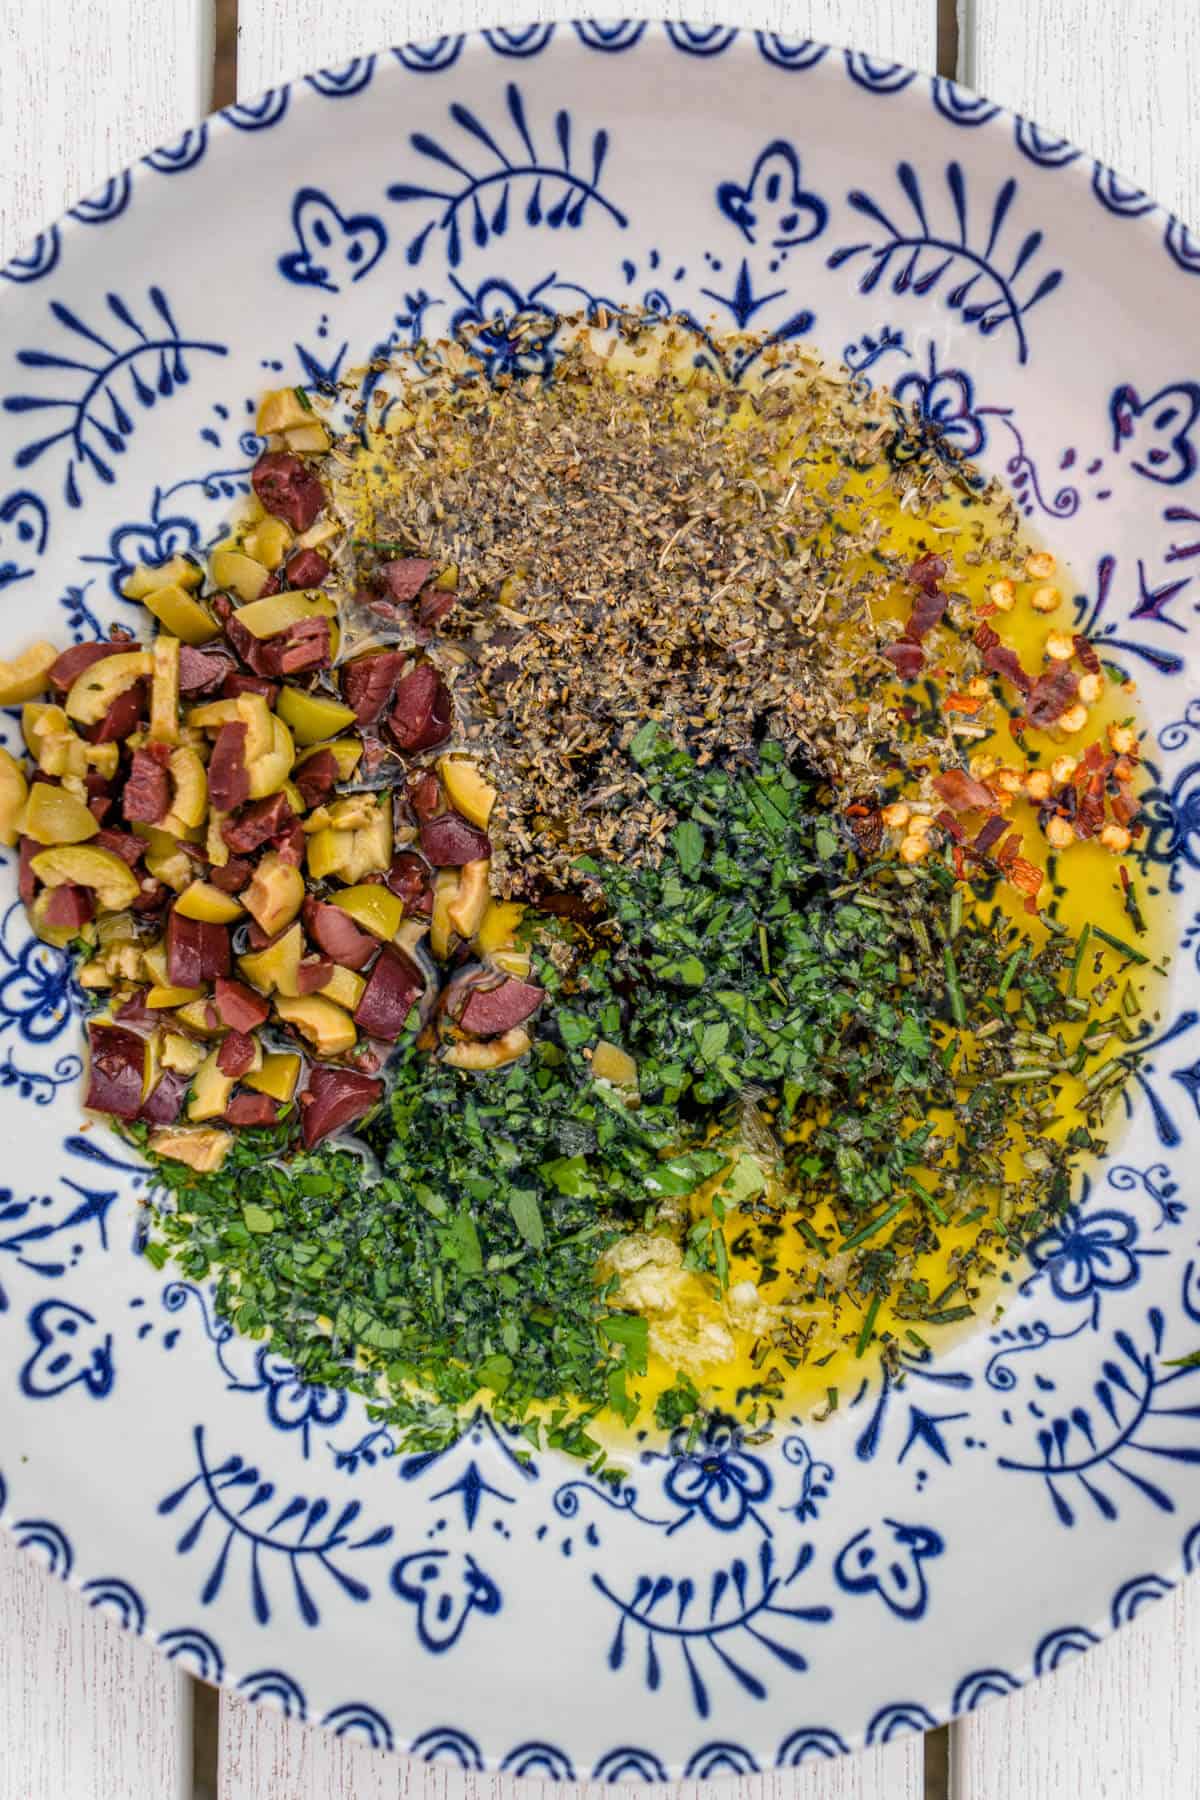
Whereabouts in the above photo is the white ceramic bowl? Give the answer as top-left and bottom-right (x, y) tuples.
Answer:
(2, 23), (1199, 1777)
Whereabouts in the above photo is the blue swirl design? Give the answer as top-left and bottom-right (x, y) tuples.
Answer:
(755, 34), (828, 71)
(409, 1724), (482, 1766)
(321, 1702), (393, 1748)
(13, 1516), (72, 1575)
(684, 1741), (759, 1778)
(932, 78), (1001, 126)
(391, 39), (464, 74)
(237, 1669), (307, 1718)
(222, 91), (289, 132)
(144, 127), (208, 174)
(1014, 117), (1082, 168)
(82, 1576), (146, 1632)
(777, 1726), (850, 1762)
(1165, 216), (1200, 275)
(1, 228), (61, 284)
(386, 81), (627, 268)
(1183, 1518), (1200, 1573)
(69, 174), (132, 226)
(305, 59), (375, 98)
(158, 1426), (393, 1625)
(4, 285), (227, 509)
(1092, 163), (1155, 217)
(1033, 1624), (1099, 1675)
(591, 1746), (669, 1782)
(500, 1741), (575, 1778)
(844, 53), (917, 94)
(1111, 1571), (1173, 1626)
(828, 160), (1063, 364)
(664, 23), (738, 57)
(572, 20), (647, 52)
(952, 1667), (1021, 1712)
(159, 1627), (224, 1681)
(483, 24), (556, 58)
(865, 1701), (938, 1743)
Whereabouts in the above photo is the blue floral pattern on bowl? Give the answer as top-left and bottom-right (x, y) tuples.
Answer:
(1, 23), (1199, 1777)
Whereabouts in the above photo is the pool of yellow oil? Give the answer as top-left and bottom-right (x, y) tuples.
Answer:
(598, 443), (1172, 1442)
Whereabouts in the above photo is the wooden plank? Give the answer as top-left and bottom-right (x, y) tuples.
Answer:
(0, 1534), (191, 1800)
(0, 6), (210, 1799)
(223, 2), (933, 1799)
(219, 1687), (925, 1800)
(953, 1), (1200, 1795)
(234, 0), (939, 95)
(966, 0), (1200, 221)
(0, 0), (213, 260)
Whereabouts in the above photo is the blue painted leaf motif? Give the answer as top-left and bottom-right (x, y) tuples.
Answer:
(19, 1298), (114, 1399)
(386, 81), (627, 266)
(999, 1309), (1200, 1525)
(591, 1538), (832, 1718)
(277, 188), (387, 293)
(3, 286), (227, 507)
(827, 161), (1063, 362)
(158, 1428), (392, 1626)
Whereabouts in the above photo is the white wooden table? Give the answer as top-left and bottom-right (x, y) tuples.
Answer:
(1, 1), (1199, 1795)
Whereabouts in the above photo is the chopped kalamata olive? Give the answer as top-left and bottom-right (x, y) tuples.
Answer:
(457, 975), (544, 1038)
(212, 976), (270, 1033)
(222, 611), (273, 678)
(296, 955), (334, 993)
(224, 1091), (281, 1127)
(300, 1063), (383, 1149)
(340, 649), (406, 726)
(85, 1022), (145, 1120)
(166, 910), (230, 986)
(43, 883), (94, 932)
(114, 992), (159, 1029)
(221, 792), (296, 855)
(49, 640), (138, 694)
(416, 585), (456, 632)
(284, 547), (330, 588)
(90, 680), (146, 743)
(222, 671), (278, 704)
(419, 811), (491, 867)
(354, 944), (423, 1039)
(379, 557), (434, 606)
(208, 720), (251, 811)
(251, 451), (325, 534)
(139, 1069), (188, 1126)
(93, 827), (145, 867)
(259, 616), (332, 677)
(217, 1031), (258, 1078)
(389, 663), (452, 753)
(407, 770), (443, 822)
(302, 897), (377, 969)
(272, 819), (306, 867)
(122, 747), (171, 824)
(294, 748), (339, 810)
(130, 876), (170, 915)
(178, 644), (237, 694)
(208, 856), (254, 895)
(385, 850), (434, 914)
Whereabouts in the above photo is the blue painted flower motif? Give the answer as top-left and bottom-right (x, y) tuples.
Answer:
(661, 1418), (772, 1532)
(0, 924), (73, 1045)
(446, 275), (561, 379)
(254, 1349), (349, 1448)
(1026, 1204), (1161, 1325)
(100, 511), (202, 600)
(893, 349), (987, 455)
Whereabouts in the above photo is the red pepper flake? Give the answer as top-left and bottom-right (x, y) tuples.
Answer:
(933, 769), (997, 813)
(1025, 665), (1080, 728)
(943, 692), (985, 716)
(935, 809), (966, 842)
(973, 815), (1008, 856)
(1073, 635), (1102, 674)
(1008, 857), (1044, 898)
(994, 832), (1023, 872)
